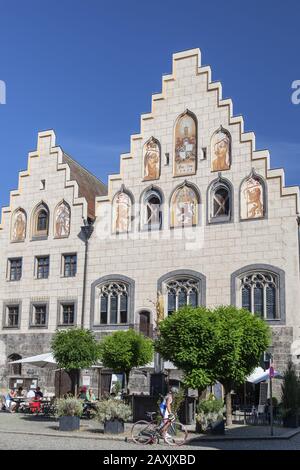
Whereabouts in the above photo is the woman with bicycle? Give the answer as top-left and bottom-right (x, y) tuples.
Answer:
(159, 388), (176, 439)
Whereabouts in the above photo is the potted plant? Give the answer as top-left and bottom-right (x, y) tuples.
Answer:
(281, 361), (299, 428)
(93, 398), (132, 434)
(55, 397), (83, 431)
(196, 395), (225, 435)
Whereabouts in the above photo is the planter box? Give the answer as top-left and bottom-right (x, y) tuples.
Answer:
(196, 419), (225, 435)
(283, 415), (298, 428)
(59, 416), (80, 432)
(104, 419), (124, 434)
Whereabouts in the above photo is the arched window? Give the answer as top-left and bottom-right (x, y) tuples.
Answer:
(54, 201), (71, 238)
(32, 203), (49, 238)
(112, 190), (133, 234)
(142, 188), (163, 231)
(165, 278), (199, 315)
(231, 265), (285, 322)
(11, 208), (27, 242)
(240, 272), (278, 319)
(8, 354), (22, 376)
(170, 183), (199, 228)
(139, 311), (151, 337)
(208, 176), (232, 223)
(174, 110), (197, 177)
(240, 170), (266, 220)
(99, 282), (128, 324)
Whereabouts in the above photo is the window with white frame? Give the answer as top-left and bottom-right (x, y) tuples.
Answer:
(164, 278), (200, 315)
(142, 189), (162, 231)
(209, 178), (232, 223)
(240, 272), (279, 320)
(99, 282), (128, 325)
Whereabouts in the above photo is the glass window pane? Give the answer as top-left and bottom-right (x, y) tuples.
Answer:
(168, 292), (176, 315)
(178, 290), (187, 309)
(120, 294), (127, 323)
(242, 286), (251, 311)
(110, 295), (118, 324)
(254, 286), (264, 317)
(100, 296), (108, 324)
(266, 286), (276, 319)
(189, 290), (198, 307)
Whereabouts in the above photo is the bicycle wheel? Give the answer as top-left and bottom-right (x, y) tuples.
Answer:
(131, 420), (157, 445)
(163, 421), (188, 446)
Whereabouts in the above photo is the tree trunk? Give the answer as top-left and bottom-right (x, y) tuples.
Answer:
(69, 369), (80, 397)
(225, 386), (232, 426)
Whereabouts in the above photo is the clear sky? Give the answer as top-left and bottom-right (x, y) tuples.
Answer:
(0, 0), (300, 207)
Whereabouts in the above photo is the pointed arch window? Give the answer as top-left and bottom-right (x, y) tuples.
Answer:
(240, 170), (266, 220)
(142, 188), (163, 231)
(240, 272), (279, 320)
(208, 176), (232, 223)
(99, 282), (128, 325)
(165, 278), (200, 315)
(32, 203), (49, 238)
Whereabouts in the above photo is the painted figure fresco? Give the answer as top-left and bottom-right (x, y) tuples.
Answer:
(114, 192), (131, 233)
(171, 185), (198, 227)
(55, 202), (71, 237)
(211, 128), (231, 172)
(12, 209), (26, 242)
(241, 176), (264, 219)
(174, 113), (197, 176)
(143, 138), (160, 180)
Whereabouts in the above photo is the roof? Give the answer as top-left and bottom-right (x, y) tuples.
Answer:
(62, 152), (107, 219)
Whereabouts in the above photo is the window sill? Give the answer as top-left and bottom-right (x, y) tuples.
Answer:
(31, 235), (49, 241)
(2, 326), (20, 330)
(29, 325), (48, 329)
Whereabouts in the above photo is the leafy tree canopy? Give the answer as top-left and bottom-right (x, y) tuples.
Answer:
(99, 329), (154, 377)
(51, 328), (101, 370)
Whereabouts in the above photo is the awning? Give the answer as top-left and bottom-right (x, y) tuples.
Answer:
(246, 367), (282, 384)
(9, 352), (57, 368)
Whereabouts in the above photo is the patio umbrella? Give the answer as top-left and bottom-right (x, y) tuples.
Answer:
(246, 366), (282, 384)
(9, 352), (57, 368)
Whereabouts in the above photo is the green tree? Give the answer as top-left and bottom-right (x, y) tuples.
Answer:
(51, 328), (101, 395)
(155, 305), (271, 425)
(99, 329), (153, 393)
(281, 360), (300, 419)
(212, 306), (271, 425)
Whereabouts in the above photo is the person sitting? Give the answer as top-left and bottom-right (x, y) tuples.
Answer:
(77, 386), (87, 400)
(5, 389), (17, 412)
(34, 387), (43, 400)
(86, 388), (96, 402)
(27, 388), (35, 399)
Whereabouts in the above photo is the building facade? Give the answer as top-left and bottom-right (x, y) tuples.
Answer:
(0, 49), (299, 396)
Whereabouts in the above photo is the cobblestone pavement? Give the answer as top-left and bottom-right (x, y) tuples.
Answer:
(1, 412), (300, 450)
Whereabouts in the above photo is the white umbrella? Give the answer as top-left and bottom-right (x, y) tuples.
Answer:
(246, 367), (282, 384)
(9, 352), (57, 368)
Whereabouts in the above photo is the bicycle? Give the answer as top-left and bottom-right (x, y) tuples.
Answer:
(131, 411), (188, 446)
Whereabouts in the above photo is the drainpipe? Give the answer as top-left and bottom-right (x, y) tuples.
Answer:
(297, 216), (300, 274)
(80, 220), (94, 329)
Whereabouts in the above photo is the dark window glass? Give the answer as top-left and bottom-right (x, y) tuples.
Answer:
(62, 304), (74, 325)
(254, 285), (264, 317)
(266, 286), (276, 319)
(178, 289), (187, 309)
(64, 255), (77, 277)
(110, 294), (118, 323)
(34, 305), (47, 326)
(120, 294), (128, 323)
(189, 290), (198, 307)
(100, 296), (108, 324)
(145, 196), (161, 231)
(213, 187), (230, 217)
(8, 354), (22, 375)
(37, 257), (49, 279)
(8, 306), (19, 327)
(10, 258), (22, 281)
(168, 292), (176, 315)
(37, 210), (48, 232)
(242, 285), (251, 312)
(139, 311), (151, 337)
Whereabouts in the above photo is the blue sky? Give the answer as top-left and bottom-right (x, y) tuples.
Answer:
(0, 0), (300, 207)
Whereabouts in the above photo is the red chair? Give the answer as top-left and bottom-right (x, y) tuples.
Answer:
(29, 400), (41, 414)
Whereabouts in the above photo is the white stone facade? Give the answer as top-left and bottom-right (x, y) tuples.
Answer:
(0, 49), (299, 394)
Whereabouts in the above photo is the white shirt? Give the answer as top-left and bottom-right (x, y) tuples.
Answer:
(27, 390), (35, 398)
